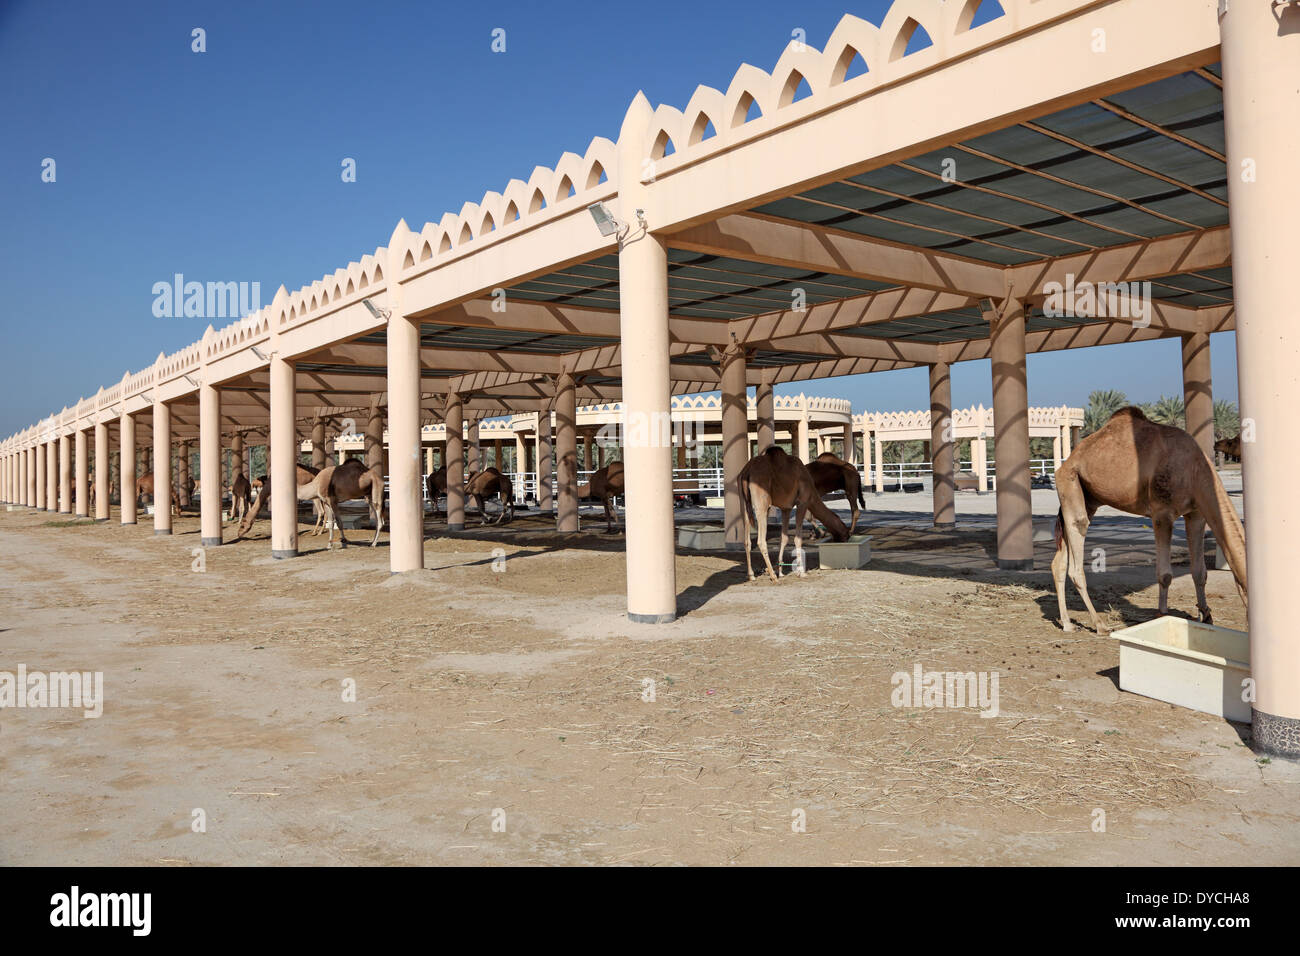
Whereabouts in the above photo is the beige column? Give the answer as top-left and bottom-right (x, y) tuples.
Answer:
(269, 357), (298, 557)
(200, 382), (222, 547)
(973, 436), (988, 493)
(796, 408), (810, 463)
(1222, 0), (1300, 756)
(555, 374), (579, 531)
(841, 423), (854, 465)
(755, 382), (775, 451)
(387, 312), (424, 572)
(1182, 332), (1214, 460)
(58, 434), (71, 513)
(536, 412), (553, 512)
(874, 436), (884, 494)
(35, 439), (47, 510)
(930, 362), (956, 530)
(444, 392), (465, 530)
(467, 419), (481, 475)
(1052, 435), (1062, 473)
(95, 420), (109, 522)
(312, 418), (327, 470)
(365, 399), (383, 472)
(46, 440), (58, 512)
(1061, 421), (1072, 460)
(120, 414), (137, 524)
(990, 299), (1033, 569)
(494, 437), (504, 470)
(75, 428), (88, 516)
(23, 446), (32, 506)
(150, 400), (169, 533)
(514, 430), (526, 496)
(718, 344), (748, 549)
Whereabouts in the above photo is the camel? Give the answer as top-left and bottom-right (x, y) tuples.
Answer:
(1214, 436), (1242, 464)
(228, 474), (252, 525)
(807, 452), (866, 535)
(739, 446), (849, 583)
(1052, 406), (1247, 634)
(234, 463), (323, 540)
(136, 472), (179, 517)
(466, 467), (515, 525)
(426, 467), (447, 513)
(577, 461), (624, 533)
(319, 457), (385, 548)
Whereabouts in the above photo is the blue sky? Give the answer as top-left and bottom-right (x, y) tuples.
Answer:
(0, 0), (1237, 436)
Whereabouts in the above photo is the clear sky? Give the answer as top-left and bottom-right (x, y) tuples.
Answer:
(0, 0), (1237, 437)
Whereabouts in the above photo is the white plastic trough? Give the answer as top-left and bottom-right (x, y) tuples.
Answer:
(1112, 616), (1251, 723)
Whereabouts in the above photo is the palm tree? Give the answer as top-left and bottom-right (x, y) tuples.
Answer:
(1143, 395), (1185, 429)
(1082, 389), (1128, 435)
(1213, 400), (1240, 440)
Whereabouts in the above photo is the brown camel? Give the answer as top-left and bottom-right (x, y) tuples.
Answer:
(1052, 407), (1247, 634)
(319, 458), (385, 548)
(466, 467), (514, 525)
(739, 447), (849, 583)
(234, 463), (323, 540)
(577, 461), (624, 533)
(426, 467), (447, 514)
(1214, 436), (1242, 464)
(807, 452), (866, 535)
(228, 474), (252, 525)
(136, 472), (179, 517)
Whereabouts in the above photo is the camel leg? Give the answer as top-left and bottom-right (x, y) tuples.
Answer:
(792, 504), (808, 577)
(1185, 511), (1212, 625)
(1051, 528), (1072, 633)
(776, 509), (790, 580)
(1153, 513), (1175, 617)
(333, 494), (349, 548)
(742, 491), (755, 581)
(605, 495), (615, 534)
(370, 489), (383, 547)
(755, 495), (779, 583)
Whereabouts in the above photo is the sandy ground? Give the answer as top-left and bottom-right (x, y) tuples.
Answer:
(1, 494), (1296, 866)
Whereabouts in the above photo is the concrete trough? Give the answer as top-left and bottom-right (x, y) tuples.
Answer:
(818, 534), (872, 570)
(1112, 616), (1250, 722)
(677, 524), (727, 550)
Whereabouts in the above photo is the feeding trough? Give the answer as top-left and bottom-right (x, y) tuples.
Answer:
(1112, 617), (1250, 722)
(677, 524), (726, 550)
(818, 534), (872, 570)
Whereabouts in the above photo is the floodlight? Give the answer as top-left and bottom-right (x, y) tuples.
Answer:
(587, 201), (623, 238)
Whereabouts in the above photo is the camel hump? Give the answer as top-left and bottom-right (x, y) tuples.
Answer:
(1110, 405), (1150, 424)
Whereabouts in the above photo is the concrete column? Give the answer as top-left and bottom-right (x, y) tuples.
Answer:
(1052, 435), (1062, 473)
(120, 414), (137, 524)
(796, 408), (810, 463)
(874, 436), (884, 494)
(718, 345), (748, 549)
(312, 419), (327, 470)
(75, 429), (88, 516)
(365, 400), (383, 472)
(467, 419), (481, 475)
(841, 423), (854, 464)
(755, 382), (775, 451)
(35, 439), (47, 510)
(514, 430), (526, 495)
(95, 421), (109, 522)
(58, 435), (71, 513)
(200, 382), (222, 546)
(269, 357), (298, 557)
(1222, 0), (1300, 756)
(537, 413), (554, 512)
(1182, 332), (1214, 460)
(974, 437), (988, 493)
(929, 362), (955, 530)
(387, 312), (424, 573)
(1061, 421), (1072, 460)
(150, 401), (170, 533)
(555, 374), (579, 531)
(990, 299), (1033, 569)
(22, 446), (31, 506)
(444, 392), (465, 530)
(46, 441), (58, 511)
(178, 441), (191, 506)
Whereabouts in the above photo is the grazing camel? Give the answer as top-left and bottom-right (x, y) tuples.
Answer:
(466, 468), (514, 525)
(1052, 407), (1247, 634)
(807, 452), (866, 535)
(228, 474), (252, 525)
(577, 461), (624, 533)
(234, 463), (323, 540)
(319, 458), (385, 548)
(739, 447), (849, 583)
(136, 472), (179, 517)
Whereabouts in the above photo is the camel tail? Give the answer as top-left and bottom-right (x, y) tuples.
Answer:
(1196, 454), (1248, 604)
(1053, 508), (1064, 552)
(807, 495), (850, 542)
(738, 467), (757, 526)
